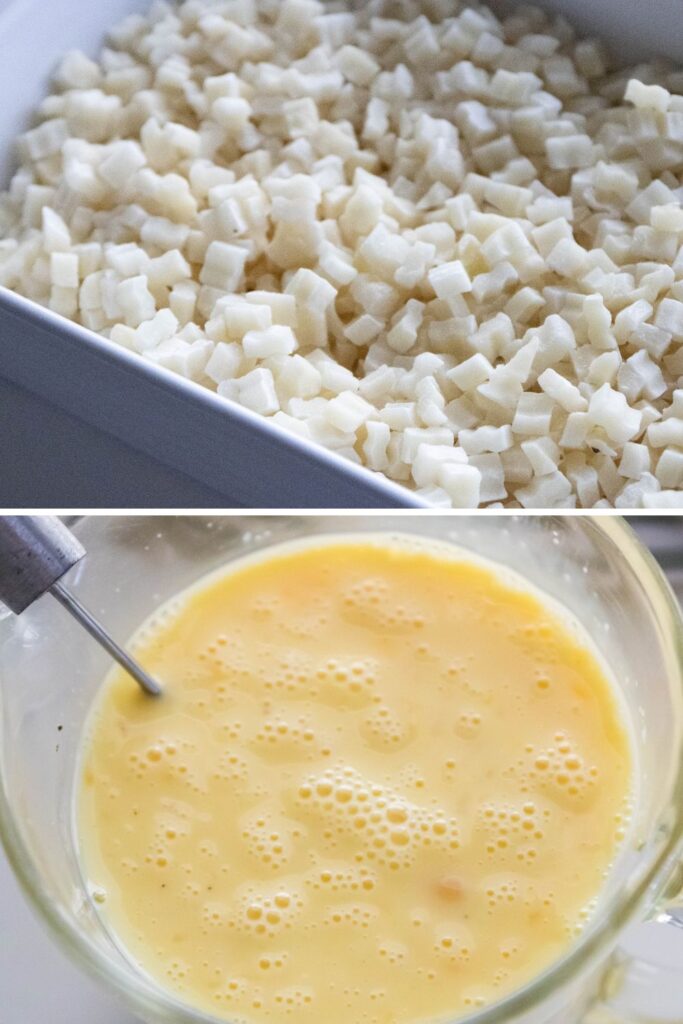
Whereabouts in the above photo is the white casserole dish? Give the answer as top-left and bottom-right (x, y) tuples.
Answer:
(0, 0), (681, 508)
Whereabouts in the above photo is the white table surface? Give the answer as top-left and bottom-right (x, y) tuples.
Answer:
(0, 850), (137, 1024)
(1, 520), (681, 1024)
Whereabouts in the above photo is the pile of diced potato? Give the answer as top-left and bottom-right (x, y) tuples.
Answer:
(2, 0), (683, 507)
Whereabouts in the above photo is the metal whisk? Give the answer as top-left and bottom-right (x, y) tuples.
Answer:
(0, 516), (162, 697)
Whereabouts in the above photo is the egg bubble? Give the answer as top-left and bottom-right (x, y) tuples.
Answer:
(455, 711), (483, 738)
(377, 940), (407, 964)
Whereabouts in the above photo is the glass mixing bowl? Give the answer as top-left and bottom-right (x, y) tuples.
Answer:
(0, 515), (682, 1024)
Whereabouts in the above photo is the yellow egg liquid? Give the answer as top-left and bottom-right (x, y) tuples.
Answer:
(78, 535), (633, 1023)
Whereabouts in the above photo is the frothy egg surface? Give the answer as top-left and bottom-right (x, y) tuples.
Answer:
(78, 536), (632, 1023)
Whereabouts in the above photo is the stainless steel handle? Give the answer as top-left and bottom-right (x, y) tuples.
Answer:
(0, 516), (85, 614)
(0, 516), (161, 697)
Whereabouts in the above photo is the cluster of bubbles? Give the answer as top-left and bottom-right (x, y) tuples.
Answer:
(613, 801), (632, 845)
(256, 952), (288, 972)
(455, 711), (484, 739)
(229, 887), (304, 938)
(219, 719), (243, 741)
(573, 896), (599, 936)
(249, 595), (282, 623)
(202, 901), (229, 929)
(433, 931), (473, 965)
(214, 976), (251, 1008)
(257, 650), (322, 699)
(241, 813), (302, 871)
(280, 611), (335, 643)
(462, 995), (487, 1009)
(484, 877), (519, 909)
(359, 703), (415, 751)
(315, 656), (379, 708)
(126, 734), (213, 799)
(272, 987), (315, 1012)
(524, 732), (600, 808)
(477, 800), (547, 863)
(442, 661), (488, 701)
(339, 577), (426, 634)
(213, 749), (251, 786)
(213, 979), (315, 1017)
(251, 717), (318, 760)
(194, 634), (234, 683)
(305, 864), (377, 895)
(137, 813), (193, 873)
(391, 763), (428, 794)
(322, 902), (378, 930)
(295, 765), (459, 869)
(377, 940), (407, 964)
(508, 621), (557, 658)
(127, 738), (178, 778)
(142, 837), (172, 871)
(165, 959), (189, 985)
(194, 634), (293, 699)
(154, 814), (187, 845)
(210, 974), (315, 1015)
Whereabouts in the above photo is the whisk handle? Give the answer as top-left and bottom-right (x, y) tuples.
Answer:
(0, 516), (85, 614)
